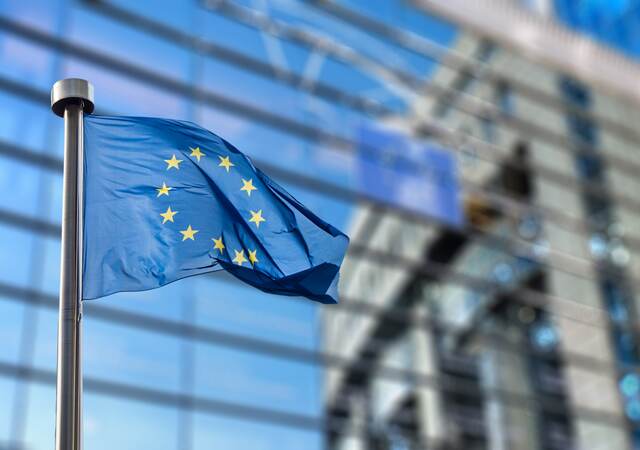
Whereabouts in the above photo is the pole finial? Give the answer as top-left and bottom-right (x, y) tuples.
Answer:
(51, 78), (95, 117)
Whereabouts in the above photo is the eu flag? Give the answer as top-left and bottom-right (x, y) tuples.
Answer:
(82, 115), (349, 304)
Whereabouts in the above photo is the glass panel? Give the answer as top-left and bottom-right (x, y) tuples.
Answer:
(22, 384), (56, 450)
(83, 317), (182, 392)
(0, 224), (34, 288)
(194, 342), (321, 416)
(0, 156), (41, 217)
(83, 393), (180, 450)
(192, 413), (322, 450)
(0, 297), (24, 364)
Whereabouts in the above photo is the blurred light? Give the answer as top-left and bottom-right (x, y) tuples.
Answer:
(620, 373), (640, 398)
(609, 301), (629, 323)
(531, 323), (558, 351)
(531, 238), (550, 260)
(492, 262), (514, 284)
(589, 233), (608, 259)
(517, 214), (541, 240)
(610, 241), (631, 267)
(626, 399), (640, 422)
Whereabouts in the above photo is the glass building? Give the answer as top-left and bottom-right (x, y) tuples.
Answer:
(1, 1), (640, 449)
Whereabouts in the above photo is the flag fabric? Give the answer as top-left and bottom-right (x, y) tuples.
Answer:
(82, 115), (349, 304)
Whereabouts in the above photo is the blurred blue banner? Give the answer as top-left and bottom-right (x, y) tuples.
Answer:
(357, 126), (462, 226)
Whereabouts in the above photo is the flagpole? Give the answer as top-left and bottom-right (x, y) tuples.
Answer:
(51, 78), (94, 450)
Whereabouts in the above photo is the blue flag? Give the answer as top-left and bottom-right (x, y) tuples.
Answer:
(82, 115), (349, 304)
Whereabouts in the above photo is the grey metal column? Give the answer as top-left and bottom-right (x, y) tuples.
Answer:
(51, 78), (94, 450)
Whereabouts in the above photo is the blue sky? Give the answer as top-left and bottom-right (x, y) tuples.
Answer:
(0, 0), (457, 448)
(549, 0), (640, 59)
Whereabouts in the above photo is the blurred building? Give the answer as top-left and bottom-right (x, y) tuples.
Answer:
(2, 0), (640, 449)
(324, 9), (640, 450)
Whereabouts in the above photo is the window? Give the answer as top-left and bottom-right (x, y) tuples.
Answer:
(475, 39), (496, 62)
(575, 152), (603, 179)
(567, 115), (597, 145)
(479, 115), (495, 143)
(495, 81), (514, 116)
(559, 76), (591, 107)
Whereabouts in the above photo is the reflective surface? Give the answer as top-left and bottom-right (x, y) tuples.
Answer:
(2, 1), (640, 450)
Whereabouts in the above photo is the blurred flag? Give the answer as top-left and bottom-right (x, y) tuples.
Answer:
(357, 126), (462, 226)
(82, 115), (349, 304)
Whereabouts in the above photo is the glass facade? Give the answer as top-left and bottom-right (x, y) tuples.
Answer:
(323, 4), (640, 450)
(2, 1), (640, 449)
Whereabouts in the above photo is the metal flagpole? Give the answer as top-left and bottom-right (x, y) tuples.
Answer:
(51, 78), (94, 450)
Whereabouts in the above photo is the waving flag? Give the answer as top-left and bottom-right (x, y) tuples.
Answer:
(82, 115), (349, 303)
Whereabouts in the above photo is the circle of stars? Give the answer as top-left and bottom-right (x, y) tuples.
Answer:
(154, 146), (264, 268)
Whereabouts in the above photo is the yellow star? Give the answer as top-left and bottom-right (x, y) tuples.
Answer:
(212, 236), (225, 254)
(165, 154), (183, 170)
(180, 225), (198, 241)
(190, 146), (205, 162)
(248, 209), (266, 228)
(218, 155), (234, 172)
(232, 249), (247, 266)
(156, 182), (172, 197)
(240, 178), (258, 196)
(160, 206), (178, 224)
(248, 249), (259, 266)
